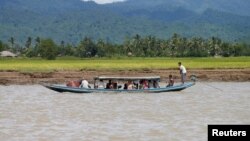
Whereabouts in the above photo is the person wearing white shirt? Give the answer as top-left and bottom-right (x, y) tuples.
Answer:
(178, 62), (187, 84)
(80, 79), (89, 89)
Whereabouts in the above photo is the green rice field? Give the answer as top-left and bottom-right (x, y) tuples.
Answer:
(0, 57), (250, 72)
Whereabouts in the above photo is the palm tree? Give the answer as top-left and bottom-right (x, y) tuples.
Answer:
(123, 37), (133, 56)
(8, 37), (15, 49)
(209, 37), (222, 57)
(170, 33), (181, 57)
(60, 40), (65, 56)
(96, 39), (106, 57)
(132, 34), (142, 56)
(25, 37), (32, 49)
(35, 37), (41, 46)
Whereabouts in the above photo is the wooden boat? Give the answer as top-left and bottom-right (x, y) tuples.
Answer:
(44, 76), (195, 93)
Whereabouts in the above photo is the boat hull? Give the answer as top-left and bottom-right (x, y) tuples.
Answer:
(44, 82), (195, 93)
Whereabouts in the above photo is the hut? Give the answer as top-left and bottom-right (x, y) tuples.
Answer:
(0, 51), (17, 57)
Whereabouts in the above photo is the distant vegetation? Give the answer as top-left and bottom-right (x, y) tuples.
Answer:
(0, 34), (250, 60)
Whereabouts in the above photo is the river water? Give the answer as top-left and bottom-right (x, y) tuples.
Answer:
(0, 82), (250, 141)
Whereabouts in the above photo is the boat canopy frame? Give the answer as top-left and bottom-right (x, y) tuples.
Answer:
(93, 76), (161, 81)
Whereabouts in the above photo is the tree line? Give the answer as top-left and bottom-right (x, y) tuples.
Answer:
(0, 33), (250, 60)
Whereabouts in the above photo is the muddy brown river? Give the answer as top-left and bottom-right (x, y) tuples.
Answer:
(0, 82), (250, 141)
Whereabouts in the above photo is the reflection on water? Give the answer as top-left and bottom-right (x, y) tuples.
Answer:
(0, 82), (250, 141)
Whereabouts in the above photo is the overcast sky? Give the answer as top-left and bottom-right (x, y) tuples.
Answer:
(82, 0), (126, 4)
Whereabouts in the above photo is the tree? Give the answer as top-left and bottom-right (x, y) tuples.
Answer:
(24, 37), (33, 57)
(102, 42), (116, 57)
(233, 43), (244, 56)
(160, 40), (170, 57)
(0, 40), (4, 51)
(242, 44), (250, 56)
(169, 33), (181, 57)
(64, 44), (75, 56)
(186, 37), (207, 57)
(8, 37), (15, 49)
(220, 43), (232, 57)
(96, 39), (106, 57)
(123, 37), (133, 56)
(77, 37), (97, 57)
(30, 36), (41, 57)
(209, 37), (222, 57)
(146, 36), (157, 57)
(58, 40), (65, 56)
(38, 38), (57, 60)
(35, 37), (41, 46)
(25, 37), (32, 49)
(131, 34), (143, 56)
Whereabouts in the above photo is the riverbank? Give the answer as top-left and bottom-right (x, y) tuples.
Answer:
(0, 69), (250, 85)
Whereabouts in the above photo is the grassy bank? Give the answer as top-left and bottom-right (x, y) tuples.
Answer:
(0, 57), (250, 72)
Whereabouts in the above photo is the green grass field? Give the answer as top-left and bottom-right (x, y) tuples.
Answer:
(0, 57), (250, 72)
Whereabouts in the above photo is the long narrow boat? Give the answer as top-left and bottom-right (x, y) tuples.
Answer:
(44, 76), (195, 93)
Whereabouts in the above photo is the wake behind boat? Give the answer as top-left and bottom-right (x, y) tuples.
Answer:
(44, 76), (196, 93)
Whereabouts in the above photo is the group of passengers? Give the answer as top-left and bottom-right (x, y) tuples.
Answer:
(72, 73), (174, 89)
(69, 74), (176, 89)
(124, 80), (160, 90)
(68, 77), (172, 89)
(100, 62), (185, 89)
(68, 62), (186, 89)
(94, 79), (160, 90)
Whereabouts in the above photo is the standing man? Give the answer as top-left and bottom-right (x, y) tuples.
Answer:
(178, 62), (187, 84)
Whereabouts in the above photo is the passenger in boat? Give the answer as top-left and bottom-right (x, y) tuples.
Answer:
(153, 80), (160, 88)
(127, 80), (134, 90)
(133, 81), (139, 89)
(67, 80), (81, 87)
(178, 62), (187, 84)
(106, 80), (113, 89)
(124, 83), (128, 90)
(66, 81), (74, 87)
(112, 81), (118, 89)
(148, 80), (154, 89)
(166, 74), (175, 87)
(139, 80), (144, 89)
(98, 80), (105, 89)
(143, 80), (149, 89)
(80, 78), (89, 89)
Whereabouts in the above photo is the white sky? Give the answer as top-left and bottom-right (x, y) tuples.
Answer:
(82, 0), (126, 4)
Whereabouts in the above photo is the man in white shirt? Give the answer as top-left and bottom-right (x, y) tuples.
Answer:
(80, 78), (89, 89)
(178, 62), (187, 84)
